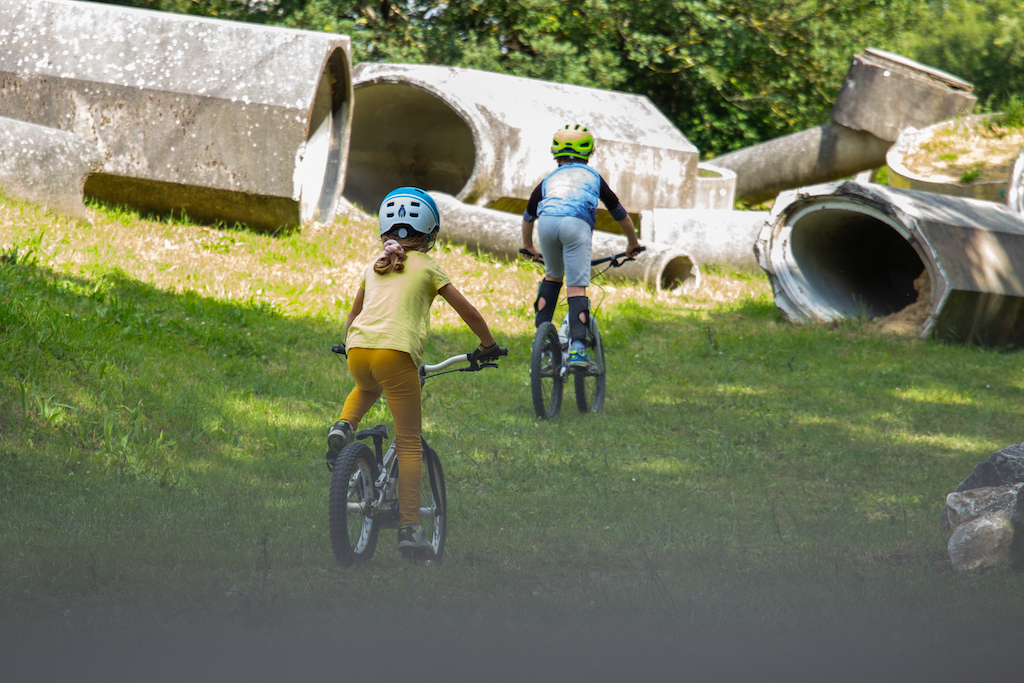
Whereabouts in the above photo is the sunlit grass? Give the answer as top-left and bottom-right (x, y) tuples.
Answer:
(2, 193), (1024, 668)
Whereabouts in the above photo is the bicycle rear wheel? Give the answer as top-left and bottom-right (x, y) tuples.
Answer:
(530, 321), (564, 419)
(574, 317), (607, 413)
(329, 442), (380, 566)
(404, 440), (447, 563)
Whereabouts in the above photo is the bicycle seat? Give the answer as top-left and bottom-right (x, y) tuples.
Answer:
(356, 424), (389, 441)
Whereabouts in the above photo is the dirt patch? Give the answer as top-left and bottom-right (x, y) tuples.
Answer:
(901, 116), (1024, 184)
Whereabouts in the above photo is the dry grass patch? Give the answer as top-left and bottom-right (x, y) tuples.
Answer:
(0, 198), (772, 338)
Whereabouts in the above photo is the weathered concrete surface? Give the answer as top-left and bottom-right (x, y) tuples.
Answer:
(693, 163), (736, 210)
(710, 124), (891, 206)
(756, 181), (1024, 346)
(348, 63), (699, 220)
(640, 208), (767, 270)
(1009, 144), (1024, 215)
(713, 50), (976, 205)
(831, 49), (977, 143)
(0, 116), (101, 224)
(429, 192), (700, 294)
(0, 0), (352, 230)
(888, 117), (1009, 203)
(945, 484), (1024, 573)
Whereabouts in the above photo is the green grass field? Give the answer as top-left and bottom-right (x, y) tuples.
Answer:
(2, 195), (1024, 680)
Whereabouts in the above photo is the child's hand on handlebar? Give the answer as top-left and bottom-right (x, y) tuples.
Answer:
(519, 247), (542, 262)
(626, 242), (643, 259)
(471, 342), (505, 363)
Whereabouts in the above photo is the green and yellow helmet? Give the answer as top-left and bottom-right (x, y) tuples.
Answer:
(551, 124), (594, 160)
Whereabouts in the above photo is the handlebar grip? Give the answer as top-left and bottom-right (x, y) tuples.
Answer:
(331, 344), (347, 356)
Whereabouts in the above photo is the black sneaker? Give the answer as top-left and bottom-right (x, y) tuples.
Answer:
(326, 420), (354, 470)
(397, 524), (430, 550)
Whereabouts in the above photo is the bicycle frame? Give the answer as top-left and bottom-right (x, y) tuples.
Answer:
(328, 344), (506, 564)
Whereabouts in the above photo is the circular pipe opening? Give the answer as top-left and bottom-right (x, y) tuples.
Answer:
(660, 255), (698, 292)
(782, 206), (925, 318)
(343, 83), (476, 213)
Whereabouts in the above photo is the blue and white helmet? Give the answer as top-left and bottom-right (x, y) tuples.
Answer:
(378, 187), (440, 239)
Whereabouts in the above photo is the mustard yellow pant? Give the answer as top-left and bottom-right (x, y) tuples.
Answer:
(339, 347), (422, 527)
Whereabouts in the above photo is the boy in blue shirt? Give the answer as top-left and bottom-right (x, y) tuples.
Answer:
(521, 124), (642, 369)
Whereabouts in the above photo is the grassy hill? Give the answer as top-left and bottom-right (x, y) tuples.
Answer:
(2, 195), (1023, 680)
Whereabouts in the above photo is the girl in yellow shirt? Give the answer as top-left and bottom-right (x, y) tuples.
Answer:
(327, 187), (500, 551)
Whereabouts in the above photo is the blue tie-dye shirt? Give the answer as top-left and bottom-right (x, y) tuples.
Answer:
(523, 161), (628, 229)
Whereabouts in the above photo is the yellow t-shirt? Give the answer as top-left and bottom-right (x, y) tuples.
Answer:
(346, 251), (451, 367)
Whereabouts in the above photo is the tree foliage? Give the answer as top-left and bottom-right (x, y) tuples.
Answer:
(905, 0), (1024, 110)
(90, 1), (932, 155)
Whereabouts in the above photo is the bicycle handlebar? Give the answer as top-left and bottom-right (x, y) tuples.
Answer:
(519, 245), (645, 268)
(420, 347), (508, 376)
(332, 343), (508, 377)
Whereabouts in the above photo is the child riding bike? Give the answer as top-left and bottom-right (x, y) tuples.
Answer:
(520, 124), (642, 370)
(327, 187), (502, 552)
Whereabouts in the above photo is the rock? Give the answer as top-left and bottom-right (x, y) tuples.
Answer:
(954, 442), (1024, 492)
(947, 512), (1018, 573)
(941, 444), (1024, 572)
(944, 483), (1024, 573)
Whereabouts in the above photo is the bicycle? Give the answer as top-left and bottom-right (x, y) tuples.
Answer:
(520, 247), (645, 419)
(327, 343), (507, 565)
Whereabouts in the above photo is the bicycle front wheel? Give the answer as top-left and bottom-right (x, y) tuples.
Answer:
(574, 316), (607, 413)
(329, 442), (380, 566)
(530, 321), (564, 419)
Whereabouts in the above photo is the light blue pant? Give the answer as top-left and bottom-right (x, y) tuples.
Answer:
(537, 215), (592, 288)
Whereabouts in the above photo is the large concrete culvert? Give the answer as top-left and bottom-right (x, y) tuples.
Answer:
(757, 181), (1024, 346)
(347, 63), (699, 221)
(345, 82), (476, 212)
(0, 0), (353, 231)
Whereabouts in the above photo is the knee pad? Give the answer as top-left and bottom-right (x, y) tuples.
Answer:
(534, 279), (562, 327)
(567, 296), (591, 344)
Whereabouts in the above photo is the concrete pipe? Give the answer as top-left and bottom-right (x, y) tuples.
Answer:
(429, 192), (700, 294)
(713, 49), (977, 205)
(348, 63), (699, 226)
(640, 209), (768, 270)
(0, 116), (102, 224)
(1008, 144), (1024, 215)
(0, 0), (352, 231)
(693, 163), (736, 210)
(755, 180), (1024, 347)
(887, 116), (1010, 203)
(711, 124), (892, 206)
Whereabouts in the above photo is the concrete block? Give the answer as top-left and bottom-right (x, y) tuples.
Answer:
(831, 49), (977, 143)
(640, 208), (767, 270)
(348, 63), (698, 218)
(756, 180), (1024, 347)
(429, 192), (700, 294)
(0, 116), (101, 224)
(0, 0), (353, 230)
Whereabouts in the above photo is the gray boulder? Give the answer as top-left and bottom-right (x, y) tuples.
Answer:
(954, 442), (1024, 492)
(945, 484), (1024, 573)
(941, 442), (1024, 572)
